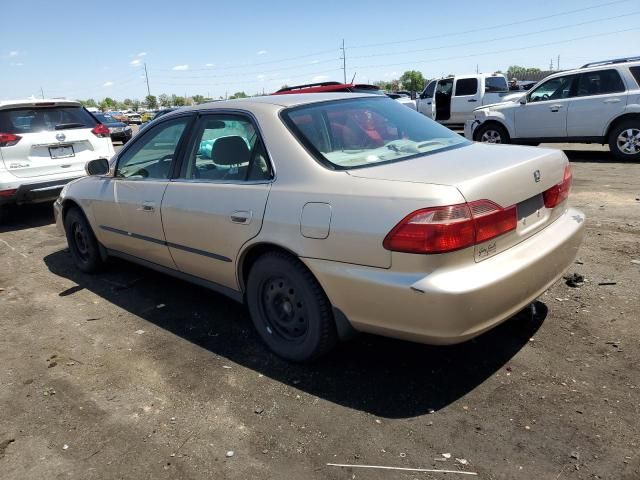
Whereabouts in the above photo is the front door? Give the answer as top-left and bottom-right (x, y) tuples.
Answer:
(450, 77), (481, 124)
(514, 74), (576, 139)
(418, 80), (436, 118)
(95, 115), (192, 268)
(566, 68), (627, 137)
(161, 114), (273, 290)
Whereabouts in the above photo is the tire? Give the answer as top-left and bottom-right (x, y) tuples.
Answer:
(246, 251), (337, 362)
(63, 207), (104, 273)
(0, 205), (9, 224)
(475, 123), (510, 144)
(608, 120), (640, 161)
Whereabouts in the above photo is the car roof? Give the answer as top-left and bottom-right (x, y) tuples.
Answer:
(0, 99), (81, 110)
(177, 93), (374, 113)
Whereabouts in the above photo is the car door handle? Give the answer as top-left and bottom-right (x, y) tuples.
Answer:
(467, 99), (478, 102)
(141, 201), (155, 212)
(603, 98), (621, 103)
(230, 210), (252, 225)
(549, 105), (564, 112)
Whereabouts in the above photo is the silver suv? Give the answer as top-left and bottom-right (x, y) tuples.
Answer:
(465, 56), (640, 161)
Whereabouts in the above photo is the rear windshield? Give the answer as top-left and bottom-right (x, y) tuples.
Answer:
(0, 106), (97, 134)
(281, 97), (468, 169)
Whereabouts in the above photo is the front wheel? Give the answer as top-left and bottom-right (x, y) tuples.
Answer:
(475, 123), (510, 144)
(246, 251), (337, 362)
(608, 120), (640, 161)
(64, 207), (104, 273)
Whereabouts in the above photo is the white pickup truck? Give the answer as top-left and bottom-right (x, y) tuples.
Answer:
(417, 73), (517, 126)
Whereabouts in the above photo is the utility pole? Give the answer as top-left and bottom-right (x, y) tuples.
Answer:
(144, 62), (151, 97)
(476, 64), (479, 74)
(40, 87), (44, 99)
(340, 39), (347, 84)
(557, 55), (560, 71)
(549, 58), (554, 71)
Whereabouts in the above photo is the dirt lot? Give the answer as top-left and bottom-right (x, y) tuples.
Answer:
(1, 144), (639, 480)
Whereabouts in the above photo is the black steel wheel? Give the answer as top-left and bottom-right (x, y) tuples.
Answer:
(64, 207), (104, 273)
(247, 251), (337, 362)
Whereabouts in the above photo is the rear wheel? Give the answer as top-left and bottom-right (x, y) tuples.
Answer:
(608, 120), (640, 161)
(63, 207), (104, 273)
(475, 123), (510, 144)
(246, 251), (337, 362)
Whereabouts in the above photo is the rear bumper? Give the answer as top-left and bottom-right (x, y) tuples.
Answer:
(0, 176), (83, 206)
(303, 207), (585, 345)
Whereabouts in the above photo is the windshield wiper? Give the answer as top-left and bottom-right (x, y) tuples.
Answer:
(55, 123), (87, 130)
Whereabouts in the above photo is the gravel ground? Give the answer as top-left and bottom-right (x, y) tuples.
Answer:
(0, 144), (638, 480)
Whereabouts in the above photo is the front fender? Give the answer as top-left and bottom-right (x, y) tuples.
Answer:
(473, 110), (515, 139)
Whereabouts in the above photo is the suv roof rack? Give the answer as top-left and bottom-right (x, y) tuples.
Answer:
(276, 82), (344, 93)
(581, 56), (640, 68)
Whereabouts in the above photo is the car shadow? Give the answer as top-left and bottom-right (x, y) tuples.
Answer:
(0, 203), (55, 233)
(44, 249), (545, 419)
(563, 149), (625, 163)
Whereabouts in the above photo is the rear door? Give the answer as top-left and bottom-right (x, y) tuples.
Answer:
(482, 75), (510, 105)
(566, 68), (627, 137)
(161, 113), (273, 291)
(94, 115), (193, 268)
(450, 77), (480, 123)
(0, 104), (113, 178)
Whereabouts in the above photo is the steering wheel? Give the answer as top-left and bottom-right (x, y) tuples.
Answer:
(541, 94), (550, 101)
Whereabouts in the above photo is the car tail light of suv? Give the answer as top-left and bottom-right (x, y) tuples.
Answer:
(543, 164), (572, 209)
(383, 200), (517, 254)
(91, 124), (110, 138)
(0, 133), (21, 147)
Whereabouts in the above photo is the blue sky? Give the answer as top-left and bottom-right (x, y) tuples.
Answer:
(1, 0), (639, 101)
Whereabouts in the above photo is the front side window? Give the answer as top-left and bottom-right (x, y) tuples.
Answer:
(576, 69), (625, 96)
(528, 75), (575, 102)
(422, 81), (436, 99)
(116, 117), (189, 179)
(454, 78), (478, 96)
(179, 115), (272, 182)
(282, 97), (468, 170)
(485, 76), (508, 93)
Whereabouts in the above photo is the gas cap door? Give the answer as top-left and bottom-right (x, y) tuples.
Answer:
(300, 202), (332, 239)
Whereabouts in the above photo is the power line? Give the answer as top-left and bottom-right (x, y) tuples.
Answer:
(348, 0), (632, 50)
(350, 27), (640, 72)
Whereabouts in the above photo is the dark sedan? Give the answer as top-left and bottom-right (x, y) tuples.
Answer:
(94, 113), (133, 144)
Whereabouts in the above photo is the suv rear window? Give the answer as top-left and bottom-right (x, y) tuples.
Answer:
(282, 97), (468, 170)
(629, 66), (640, 87)
(0, 106), (97, 134)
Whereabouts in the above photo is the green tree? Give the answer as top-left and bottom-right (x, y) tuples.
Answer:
(145, 95), (158, 109)
(229, 91), (248, 100)
(78, 98), (98, 108)
(171, 94), (186, 106)
(123, 98), (133, 107)
(399, 70), (426, 92)
(158, 94), (169, 107)
(191, 94), (206, 104)
(132, 100), (141, 112)
(506, 65), (542, 80)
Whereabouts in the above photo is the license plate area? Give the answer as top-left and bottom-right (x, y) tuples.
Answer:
(49, 145), (75, 159)
(517, 194), (548, 234)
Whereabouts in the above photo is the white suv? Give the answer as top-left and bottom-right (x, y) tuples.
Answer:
(465, 57), (640, 160)
(0, 99), (114, 222)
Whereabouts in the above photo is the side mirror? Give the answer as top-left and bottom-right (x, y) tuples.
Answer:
(519, 96), (527, 105)
(85, 158), (110, 176)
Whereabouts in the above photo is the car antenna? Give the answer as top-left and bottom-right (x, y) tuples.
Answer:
(350, 72), (357, 84)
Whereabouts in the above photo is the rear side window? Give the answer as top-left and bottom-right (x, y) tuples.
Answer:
(485, 76), (508, 93)
(0, 106), (97, 134)
(630, 66), (640, 87)
(454, 78), (478, 96)
(576, 69), (625, 96)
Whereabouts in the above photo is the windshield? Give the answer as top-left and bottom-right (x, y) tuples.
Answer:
(0, 106), (97, 133)
(282, 97), (469, 169)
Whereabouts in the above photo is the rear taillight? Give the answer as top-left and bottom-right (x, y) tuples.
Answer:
(543, 164), (572, 208)
(383, 199), (517, 254)
(91, 124), (110, 138)
(0, 133), (21, 147)
(0, 189), (17, 197)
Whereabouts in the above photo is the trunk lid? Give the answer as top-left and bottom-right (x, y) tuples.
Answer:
(348, 143), (569, 261)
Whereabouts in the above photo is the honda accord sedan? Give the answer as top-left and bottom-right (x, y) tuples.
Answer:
(54, 93), (585, 361)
